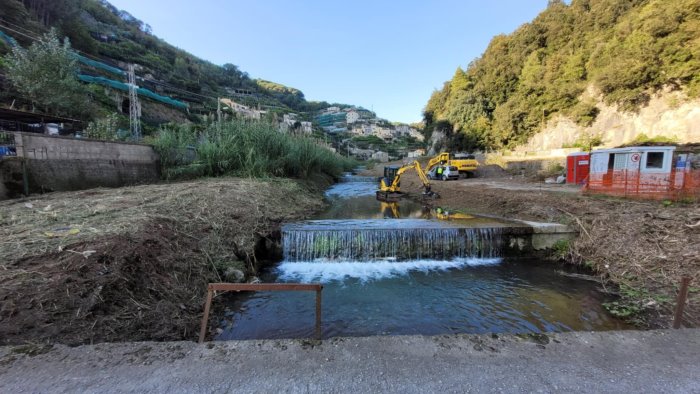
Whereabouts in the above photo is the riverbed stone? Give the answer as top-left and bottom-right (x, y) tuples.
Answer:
(223, 268), (245, 283)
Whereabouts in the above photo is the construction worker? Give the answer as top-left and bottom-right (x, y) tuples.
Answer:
(436, 166), (444, 177)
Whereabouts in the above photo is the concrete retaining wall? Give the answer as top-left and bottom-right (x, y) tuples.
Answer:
(14, 132), (157, 162)
(26, 158), (159, 192)
(0, 158), (23, 200)
(1, 132), (160, 197)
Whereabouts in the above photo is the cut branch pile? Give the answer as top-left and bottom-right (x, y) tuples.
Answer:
(0, 177), (325, 345)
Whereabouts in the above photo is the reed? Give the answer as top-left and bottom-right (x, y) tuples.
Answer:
(152, 119), (356, 179)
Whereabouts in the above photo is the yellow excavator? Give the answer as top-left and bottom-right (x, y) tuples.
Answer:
(376, 161), (438, 202)
(426, 152), (478, 178)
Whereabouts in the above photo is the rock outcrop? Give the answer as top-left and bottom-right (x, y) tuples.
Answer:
(520, 88), (700, 151)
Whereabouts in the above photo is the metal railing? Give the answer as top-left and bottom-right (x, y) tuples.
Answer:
(198, 282), (323, 343)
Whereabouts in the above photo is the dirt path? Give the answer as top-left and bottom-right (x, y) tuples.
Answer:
(365, 162), (699, 328)
(1, 330), (698, 393)
(0, 177), (328, 346)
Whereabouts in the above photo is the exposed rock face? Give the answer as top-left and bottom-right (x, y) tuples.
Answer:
(427, 130), (446, 155)
(521, 89), (700, 151)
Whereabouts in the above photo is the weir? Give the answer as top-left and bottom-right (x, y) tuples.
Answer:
(338, 175), (379, 183)
(282, 219), (505, 261)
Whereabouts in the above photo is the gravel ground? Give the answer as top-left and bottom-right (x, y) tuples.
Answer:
(0, 329), (698, 393)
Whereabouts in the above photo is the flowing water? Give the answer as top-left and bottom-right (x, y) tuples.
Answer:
(216, 176), (628, 340)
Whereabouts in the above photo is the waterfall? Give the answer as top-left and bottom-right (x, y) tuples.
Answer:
(282, 219), (502, 262)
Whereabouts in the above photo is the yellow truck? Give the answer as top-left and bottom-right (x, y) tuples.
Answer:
(426, 152), (478, 178)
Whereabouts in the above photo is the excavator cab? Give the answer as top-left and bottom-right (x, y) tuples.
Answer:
(382, 166), (401, 188)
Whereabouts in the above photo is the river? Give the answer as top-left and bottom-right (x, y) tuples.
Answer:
(216, 177), (627, 340)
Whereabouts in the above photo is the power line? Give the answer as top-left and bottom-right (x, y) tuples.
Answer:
(0, 20), (128, 70)
(0, 22), (40, 43)
(0, 22), (209, 105)
(0, 23), (301, 113)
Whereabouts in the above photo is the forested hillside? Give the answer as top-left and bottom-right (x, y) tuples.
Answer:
(0, 0), (341, 127)
(424, 0), (700, 151)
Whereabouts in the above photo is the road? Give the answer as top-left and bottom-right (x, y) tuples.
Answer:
(1, 329), (698, 393)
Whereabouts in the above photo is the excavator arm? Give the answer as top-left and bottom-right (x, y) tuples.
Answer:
(426, 152), (450, 172)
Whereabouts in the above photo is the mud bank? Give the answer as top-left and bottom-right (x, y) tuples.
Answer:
(0, 177), (329, 346)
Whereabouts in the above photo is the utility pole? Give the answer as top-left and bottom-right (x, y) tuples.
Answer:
(127, 64), (141, 141)
(217, 97), (222, 131)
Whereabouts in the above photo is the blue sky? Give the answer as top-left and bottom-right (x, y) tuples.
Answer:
(108, 0), (549, 123)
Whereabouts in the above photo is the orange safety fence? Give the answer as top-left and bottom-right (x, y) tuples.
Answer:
(585, 168), (700, 201)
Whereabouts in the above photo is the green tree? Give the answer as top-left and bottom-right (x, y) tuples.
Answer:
(84, 113), (121, 140)
(423, 0), (700, 150)
(5, 29), (92, 118)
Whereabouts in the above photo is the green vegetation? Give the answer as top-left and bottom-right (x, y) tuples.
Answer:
(152, 119), (357, 179)
(424, 0), (700, 151)
(4, 29), (93, 118)
(603, 283), (671, 323)
(551, 239), (570, 260)
(628, 133), (679, 145)
(350, 135), (386, 150)
(0, 0), (350, 129)
(349, 135), (424, 159)
(562, 133), (604, 150)
(84, 112), (125, 140)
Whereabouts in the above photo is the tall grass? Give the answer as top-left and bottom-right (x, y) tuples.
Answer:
(152, 119), (356, 179)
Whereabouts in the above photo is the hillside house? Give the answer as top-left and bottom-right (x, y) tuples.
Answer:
(219, 99), (262, 120)
(346, 110), (360, 124)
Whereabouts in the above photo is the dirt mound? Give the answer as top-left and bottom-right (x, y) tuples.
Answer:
(0, 177), (326, 345)
(475, 164), (509, 178)
(0, 220), (214, 345)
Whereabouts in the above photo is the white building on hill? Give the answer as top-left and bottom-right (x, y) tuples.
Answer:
(346, 110), (360, 124)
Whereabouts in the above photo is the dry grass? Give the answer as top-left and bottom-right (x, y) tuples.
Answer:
(0, 177), (323, 266)
(0, 177), (326, 345)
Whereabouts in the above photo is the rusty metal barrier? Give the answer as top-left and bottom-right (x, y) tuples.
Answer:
(673, 277), (691, 329)
(198, 282), (323, 343)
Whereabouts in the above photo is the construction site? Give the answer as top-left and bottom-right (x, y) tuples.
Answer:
(1, 0), (700, 391)
(1, 148), (699, 391)
(1, 147), (698, 347)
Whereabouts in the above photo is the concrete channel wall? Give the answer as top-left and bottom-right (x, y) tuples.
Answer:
(0, 132), (160, 199)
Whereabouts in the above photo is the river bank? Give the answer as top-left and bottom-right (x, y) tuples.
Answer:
(0, 176), (330, 346)
(364, 163), (699, 328)
(1, 329), (697, 393)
